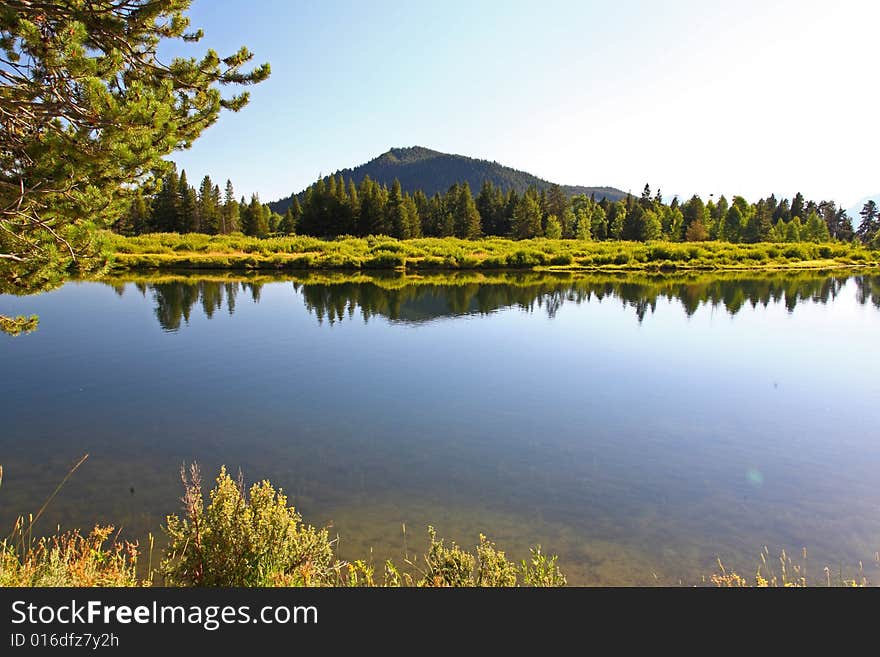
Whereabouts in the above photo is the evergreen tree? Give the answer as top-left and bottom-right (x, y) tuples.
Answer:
(545, 185), (570, 222)
(640, 184), (653, 209)
(790, 192), (806, 219)
(453, 183), (482, 239)
(682, 196), (707, 235)
(152, 169), (181, 233)
(222, 181), (239, 234)
(0, 0), (269, 277)
(178, 170), (198, 233)
(622, 203), (643, 240)
(250, 196), (269, 238)
(512, 191), (543, 239)
(345, 179), (360, 235)
(773, 198), (791, 224)
(857, 200), (879, 243)
(198, 175), (219, 234)
(116, 191), (151, 235)
(476, 181), (506, 236)
(387, 179), (415, 239)
(278, 208), (296, 235)
(743, 200), (771, 243)
(721, 206), (743, 243)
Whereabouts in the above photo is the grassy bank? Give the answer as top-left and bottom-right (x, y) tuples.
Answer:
(108, 233), (880, 272)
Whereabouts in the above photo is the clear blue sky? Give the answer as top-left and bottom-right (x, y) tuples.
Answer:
(168, 0), (879, 208)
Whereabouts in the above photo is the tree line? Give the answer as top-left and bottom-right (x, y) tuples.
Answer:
(115, 167), (285, 238)
(116, 171), (880, 247)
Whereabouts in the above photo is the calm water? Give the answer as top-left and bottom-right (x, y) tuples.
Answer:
(2, 271), (879, 585)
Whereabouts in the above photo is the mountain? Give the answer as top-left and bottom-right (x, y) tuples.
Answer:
(269, 146), (626, 214)
(848, 194), (880, 230)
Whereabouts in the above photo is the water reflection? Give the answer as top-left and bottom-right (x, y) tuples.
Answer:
(109, 271), (878, 331)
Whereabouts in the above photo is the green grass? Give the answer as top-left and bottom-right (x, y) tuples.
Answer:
(107, 233), (880, 273)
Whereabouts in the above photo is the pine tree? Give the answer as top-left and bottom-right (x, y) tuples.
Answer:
(0, 0), (269, 277)
(387, 179), (409, 239)
(640, 183), (653, 209)
(453, 183), (482, 239)
(743, 200), (771, 243)
(790, 192), (806, 220)
(198, 175), (219, 234)
(546, 185), (570, 222)
(682, 196), (706, 236)
(512, 192), (543, 239)
(722, 206), (743, 243)
(178, 170), (198, 233)
(857, 200), (878, 243)
(152, 169), (181, 233)
(622, 204), (643, 240)
(221, 181), (239, 234)
(279, 208), (296, 235)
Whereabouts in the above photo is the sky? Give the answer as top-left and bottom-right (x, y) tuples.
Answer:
(167, 0), (880, 209)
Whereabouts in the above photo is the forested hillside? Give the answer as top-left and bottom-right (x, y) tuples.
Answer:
(268, 147), (626, 215)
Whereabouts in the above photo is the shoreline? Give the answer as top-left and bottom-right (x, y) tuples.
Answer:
(108, 233), (880, 274)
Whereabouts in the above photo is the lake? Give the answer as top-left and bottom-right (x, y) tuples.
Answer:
(1, 270), (879, 585)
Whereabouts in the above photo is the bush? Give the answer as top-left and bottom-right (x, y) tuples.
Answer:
(507, 250), (546, 267)
(364, 253), (406, 269)
(416, 528), (562, 587)
(549, 253), (574, 266)
(161, 465), (334, 587)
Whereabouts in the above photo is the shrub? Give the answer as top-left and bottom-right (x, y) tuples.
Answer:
(520, 546), (567, 587)
(507, 250), (546, 267)
(161, 465), (334, 587)
(363, 253), (406, 269)
(549, 253), (574, 266)
(415, 527), (564, 587)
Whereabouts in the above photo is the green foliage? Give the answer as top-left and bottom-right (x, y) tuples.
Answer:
(0, 0), (269, 284)
(685, 220), (709, 242)
(520, 546), (567, 587)
(161, 465), (334, 587)
(512, 191), (544, 239)
(107, 233), (880, 274)
(417, 528), (562, 587)
(545, 215), (563, 240)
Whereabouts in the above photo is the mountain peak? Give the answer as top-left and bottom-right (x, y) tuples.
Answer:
(376, 146), (442, 164)
(269, 147), (625, 214)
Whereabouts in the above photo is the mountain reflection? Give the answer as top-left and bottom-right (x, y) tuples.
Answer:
(110, 272), (878, 332)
